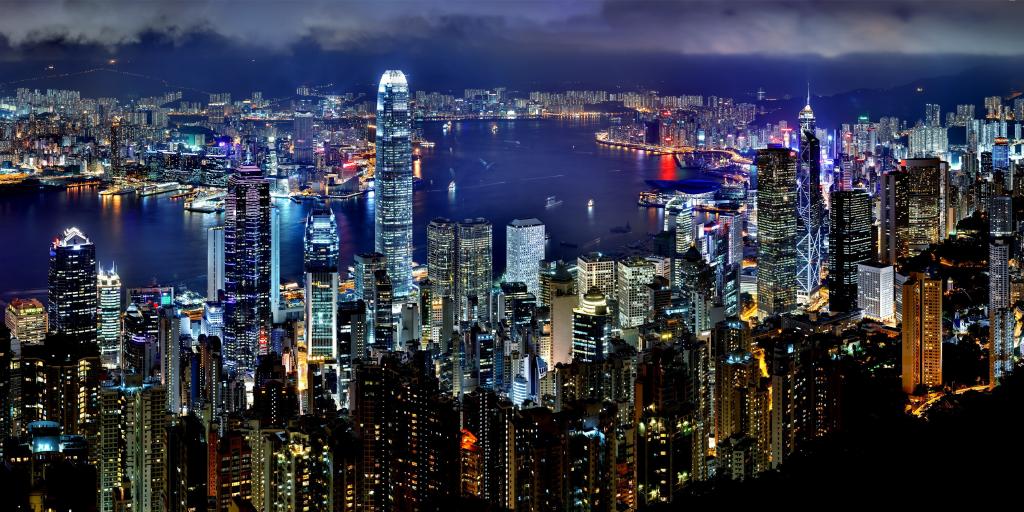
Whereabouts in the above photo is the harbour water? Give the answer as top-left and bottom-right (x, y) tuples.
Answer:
(0, 119), (695, 299)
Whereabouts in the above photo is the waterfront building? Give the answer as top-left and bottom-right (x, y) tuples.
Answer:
(375, 70), (414, 297)
(505, 218), (545, 297)
(755, 147), (798, 318)
(48, 227), (98, 345)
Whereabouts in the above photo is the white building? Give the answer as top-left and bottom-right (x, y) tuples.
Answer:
(97, 266), (123, 368)
(616, 257), (656, 329)
(857, 262), (894, 324)
(505, 218), (546, 297)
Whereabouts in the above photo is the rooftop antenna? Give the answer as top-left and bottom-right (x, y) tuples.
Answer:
(806, 81), (811, 107)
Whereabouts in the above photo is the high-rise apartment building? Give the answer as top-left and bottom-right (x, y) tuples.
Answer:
(901, 272), (943, 394)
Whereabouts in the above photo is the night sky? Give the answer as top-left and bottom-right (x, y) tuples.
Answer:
(3, 1), (1024, 100)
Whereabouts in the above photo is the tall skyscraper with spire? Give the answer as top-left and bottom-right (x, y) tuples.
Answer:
(223, 165), (272, 374)
(375, 70), (414, 298)
(796, 86), (823, 304)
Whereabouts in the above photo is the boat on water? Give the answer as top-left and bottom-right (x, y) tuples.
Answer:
(587, 199), (594, 208)
(491, 124), (499, 134)
(545, 196), (563, 208)
(448, 180), (456, 192)
(443, 120), (453, 132)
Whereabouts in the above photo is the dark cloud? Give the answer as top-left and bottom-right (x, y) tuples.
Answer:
(1, 1), (1023, 58)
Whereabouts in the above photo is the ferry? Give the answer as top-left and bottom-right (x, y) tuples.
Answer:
(545, 196), (563, 209)
(587, 199), (594, 208)
(448, 180), (456, 192)
(491, 124), (499, 134)
(443, 120), (453, 133)
(139, 182), (183, 197)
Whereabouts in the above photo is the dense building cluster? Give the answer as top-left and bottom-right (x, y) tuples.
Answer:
(1, 68), (1023, 512)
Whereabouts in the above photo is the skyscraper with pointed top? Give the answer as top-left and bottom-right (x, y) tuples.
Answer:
(375, 70), (414, 298)
(796, 85), (822, 304)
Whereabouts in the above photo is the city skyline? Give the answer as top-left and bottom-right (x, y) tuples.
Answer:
(2, 2), (1024, 510)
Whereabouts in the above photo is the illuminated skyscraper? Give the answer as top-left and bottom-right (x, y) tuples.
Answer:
(457, 219), (493, 322)
(271, 206), (281, 318)
(989, 195), (1013, 237)
(293, 109), (315, 165)
(755, 147), (798, 318)
(224, 165), (272, 374)
(304, 207), (340, 401)
(505, 218), (545, 297)
(796, 97), (823, 304)
(207, 226), (225, 300)
(109, 116), (125, 180)
(4, 298), (47, 345)
(375, 70), (414, 297)
(857, 262), (894, 324)
(828, 188), (872, 312)
(571, 289), (610, 362)
(901, 272), (942, 394)
(616, 257), (656, 329)
(97, 266), (122, 368)
(427, 217), (493, 322)
(48, 227), (98, 345)
(427, 218), (458, 299)
(882, 159), (945, 262)
(577, 252), (616, 302)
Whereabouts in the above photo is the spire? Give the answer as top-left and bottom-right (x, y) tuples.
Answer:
(806, 81), (811, 107)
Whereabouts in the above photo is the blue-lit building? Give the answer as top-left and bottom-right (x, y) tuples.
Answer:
(796, 99), (823, 304)
(304, 206), (340, 360)
(375, 70), (414, 297)
(223, 165), (272, 374)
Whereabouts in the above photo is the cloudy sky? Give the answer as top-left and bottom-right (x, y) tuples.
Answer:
(1, 1), (1023, 96)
